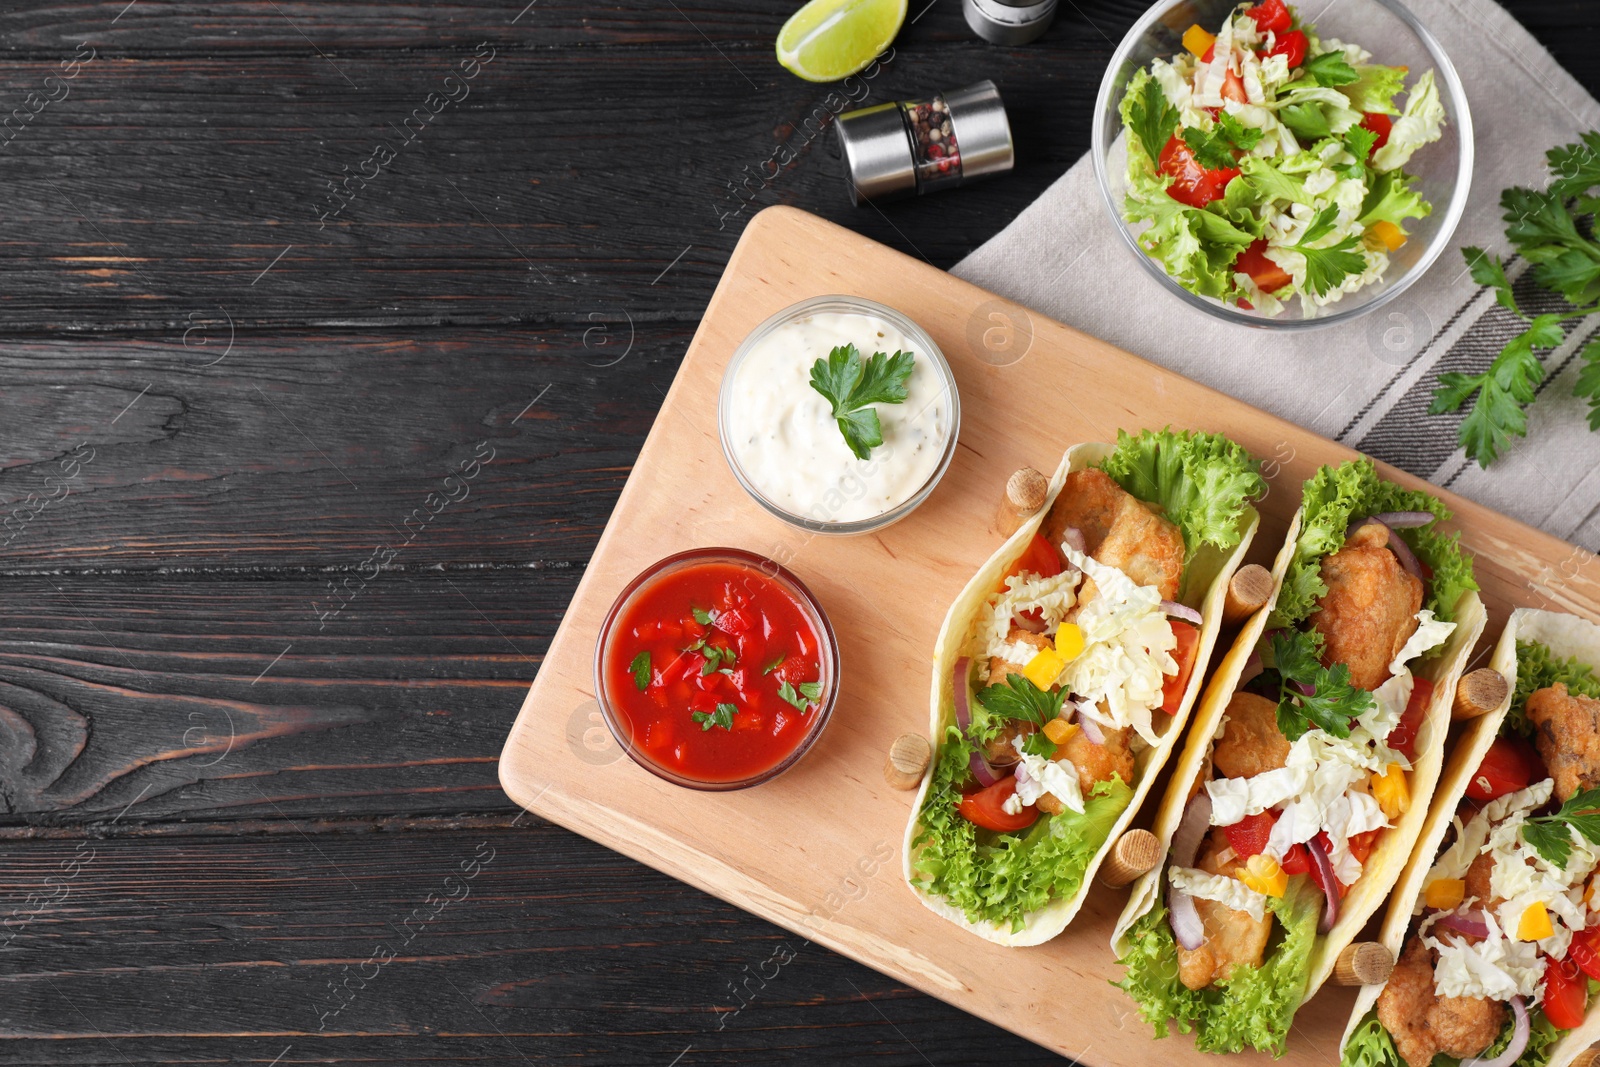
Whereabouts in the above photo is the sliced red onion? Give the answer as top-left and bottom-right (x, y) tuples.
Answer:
(1348, 517), (1427, 582)
(1012, 611), (1048, 634)
(1384, 525), (1426, 582)
(1462, 996), (1527, 1067)
(1370, 511), (1435, 530)
(952, 657), (973, 733)
(1074, 704), (1105, 745)
(1161, 600), (1203, 626)
(1166, 792), (1214, 951)
(1168, 884), (1206, 951)
(1307, 836), (1339, 934)
(1434, 909), (1490, 939)
(953, 655), (1002, 787)
(1172, 791), (1213, 868)
(1061, 527), (1086, 556)
(1290, 679), (1316, 697)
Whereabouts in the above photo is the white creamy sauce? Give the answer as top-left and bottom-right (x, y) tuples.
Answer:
(726, 311), (951, 523)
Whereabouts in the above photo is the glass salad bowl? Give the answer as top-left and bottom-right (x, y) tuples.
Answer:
(1091, 0), (1473, 330)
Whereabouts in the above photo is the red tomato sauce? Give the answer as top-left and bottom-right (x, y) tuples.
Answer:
(605, 560), (827, 783)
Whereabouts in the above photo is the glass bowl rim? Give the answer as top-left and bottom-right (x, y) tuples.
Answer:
(1089, 0), (1475, 331)
(717, 294), (962, 534)
(592, 546), (842, 791)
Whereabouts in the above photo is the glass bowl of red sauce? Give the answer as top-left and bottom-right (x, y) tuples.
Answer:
(593, 547), (840, 791)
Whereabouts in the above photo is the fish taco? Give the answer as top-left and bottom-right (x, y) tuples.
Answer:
(903, 428), (1266, 946)
(1114, 458), (1485, 1054)
(1342, 608), (1600, 1067)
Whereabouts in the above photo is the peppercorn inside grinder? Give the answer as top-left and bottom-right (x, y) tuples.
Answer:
(834, 81), (1014, 206)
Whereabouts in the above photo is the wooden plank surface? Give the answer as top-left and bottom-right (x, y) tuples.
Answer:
(0, 0), (1594, 1062)
(500, 205), (1600, 1063)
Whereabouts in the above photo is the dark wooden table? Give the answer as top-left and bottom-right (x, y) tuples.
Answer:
(0, 2), (1593, 1063)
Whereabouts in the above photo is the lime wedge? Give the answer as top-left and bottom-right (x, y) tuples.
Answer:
(776, 0), (906, 83)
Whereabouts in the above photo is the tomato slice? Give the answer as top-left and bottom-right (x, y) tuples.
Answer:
(1572, 927), (1600, 983)
(1235, 239), (1293, 293)
(1349, 828), (1380, 865)
(1279, 842), (1310, 875)
(1161, 620), (1202, 715)
(1221, 69), (1248, 104)
(1002, 532), (1063, 585)
(1266, 29), (1307, 68)
(1467, 737), (1536, 802)
(1387, 677), (1433, 760)
(1360, 112), (1393, 155)
(1244, 0), (1291, 34)
(1158, 134), (1239, 209)
(1545, 955), (1589, 1031)
(1224, 811), (1275, 859)
(958, 776), (1037, 832)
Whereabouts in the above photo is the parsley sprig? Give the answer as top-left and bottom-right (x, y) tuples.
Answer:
(1291, 206), (1368, 297)
(1429, 131), (1600, 466)
(1268, 630), (1376, 741)
(976, 673), (1068, 758)
(1522, 786), (1600, 867)
(1182, 113), (1263, 171)
(628, 650), (651, 691)
(1302, 51), (1359, 87)
(692, 703), (738, 732)
(808, 343), (916, 461)
(777, 679), (823, 713)
(1126, 73), (1179, 160)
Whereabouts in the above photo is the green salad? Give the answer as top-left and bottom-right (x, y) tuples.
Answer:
(1117, 0), (1446, 315)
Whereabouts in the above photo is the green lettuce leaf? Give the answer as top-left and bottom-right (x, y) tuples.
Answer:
(1273, 459), (1478, 627)
(1340, 1008), (1400, 1067)
(1116, 875), (1321, 1054)
(1341, 999), (1566, 1067)
(910, 718), (1133, 930)
(1342, 63), (1408, 115)
(1240, 156), (1315, 207)
(1372, 71), (1445, 173)
(1358, 169), (1433, 232)
(1504, 638), (1600, 737)
(1098, 428), (1267, 558)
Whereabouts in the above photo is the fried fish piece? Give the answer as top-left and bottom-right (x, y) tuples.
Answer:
(1059, 719), (1135, 794)
(1043, 468), (1184, 601)
(1376, 937), (1505, 1067)
(1175, 827), (1274, 990)
(1212, 691), (1290, 780)
(1528, 682), (1600, 803)
(1309, 521), (1423, 692)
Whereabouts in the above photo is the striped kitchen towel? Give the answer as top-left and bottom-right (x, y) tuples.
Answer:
(953, 0), (1600, 549)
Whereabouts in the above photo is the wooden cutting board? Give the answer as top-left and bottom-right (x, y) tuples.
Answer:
(498, 205), (1600, 1065)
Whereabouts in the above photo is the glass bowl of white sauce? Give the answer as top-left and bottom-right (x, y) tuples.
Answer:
(718, 295), (960, 535)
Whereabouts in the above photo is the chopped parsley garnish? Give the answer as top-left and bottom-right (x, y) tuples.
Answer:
(1278, 103), (1333, 142)
(1291, 205), (1367, 297)
(1269, 629), (1376, 741)
(699, 644), (736, 674)
(807, 343), (915, 461)
(976, 673), (1068, 728)
(628, 650), (651, 691)
(1302, 50), (1359, 87)
(1181, 113), (1263, 170)
(1523, 787), (1600, 867)
(762, 654), (785, 675)
(691, 606), (716, 626)
(777, 679), (824, 713)
(1125, 72), (1179, 159)
(692, 703), (737, 732)
(1022, 731), (1058, 759)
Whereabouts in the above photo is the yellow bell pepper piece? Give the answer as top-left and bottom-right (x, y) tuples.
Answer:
(1054, 622), (1085, 662)
(1023, 648), (1066, 690)
(1183, 24), (1216, 58)
(1424, 878), (1465, 910)
(1368, 220), (1407, 252)
(1042, 718), (1078, 745)
(1372, 764), (1410, 820)
(1517, 901), (1554, 942)
(1238, 854), (1287, 898)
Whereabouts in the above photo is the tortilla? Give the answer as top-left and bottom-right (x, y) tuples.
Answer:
(1111, 505), (1487, 1007)
(901, 441), (1261, 947)
(1339, 608), (1600, 1067)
